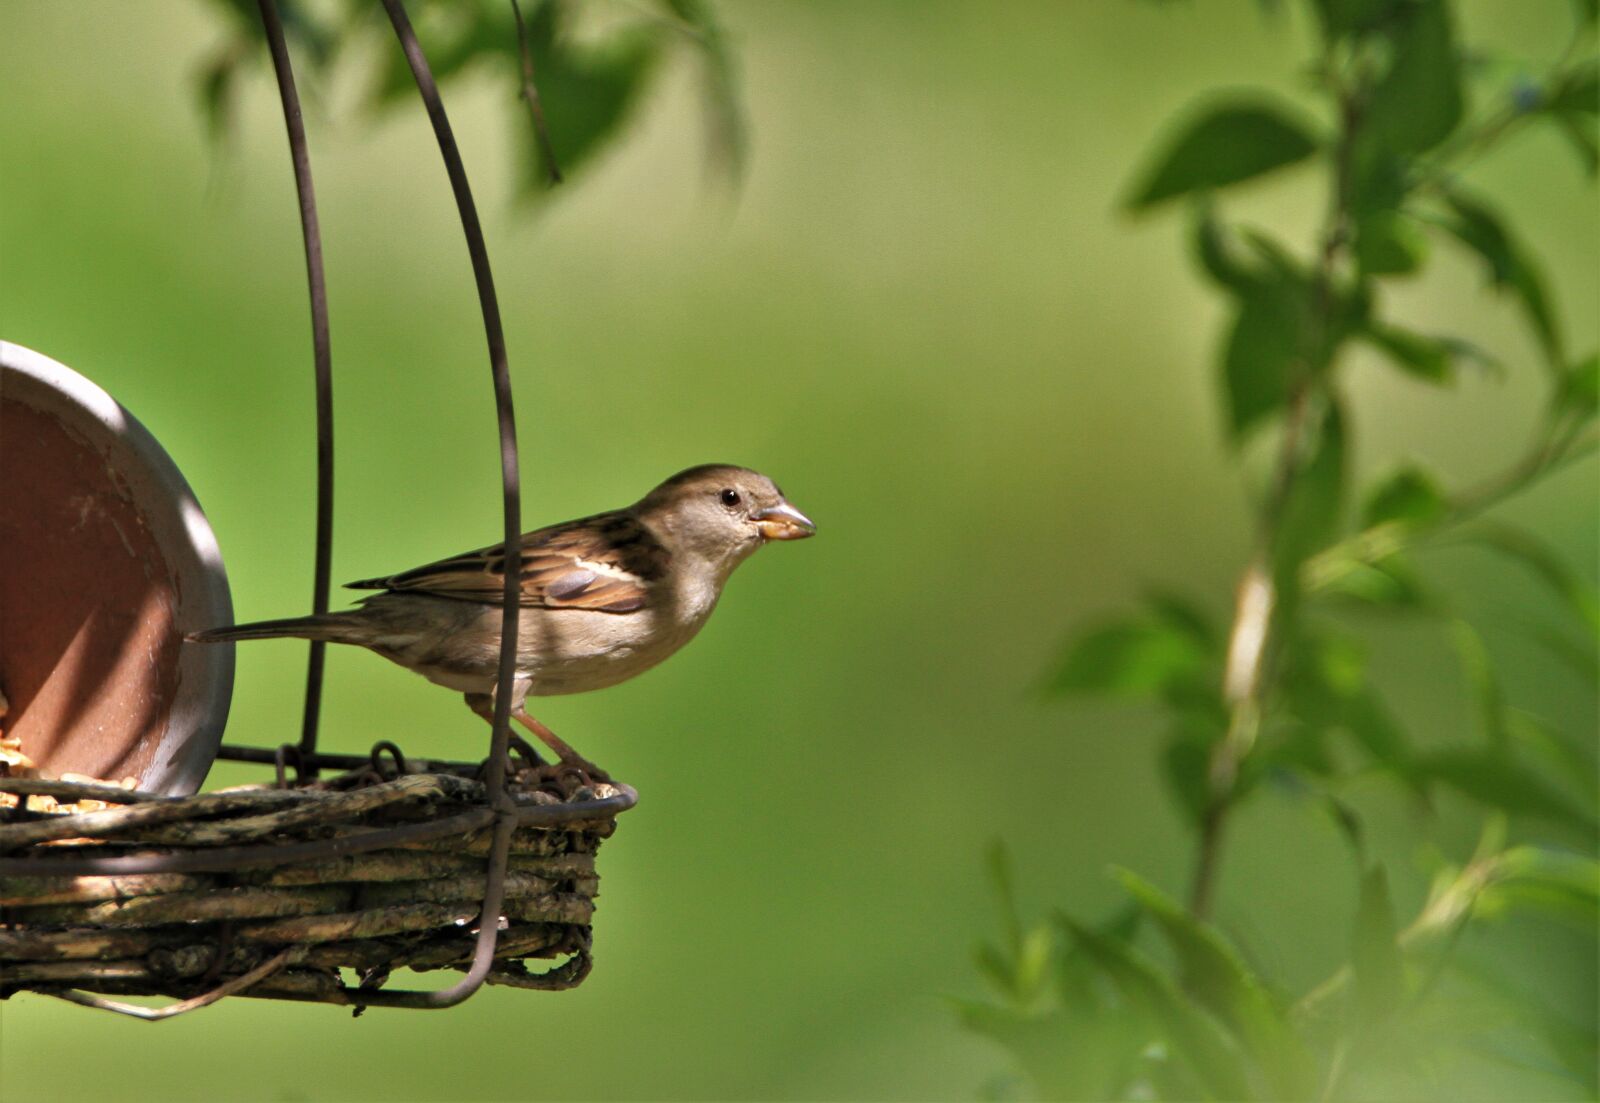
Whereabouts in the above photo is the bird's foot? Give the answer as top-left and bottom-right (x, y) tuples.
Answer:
(542, 754), (612, 794)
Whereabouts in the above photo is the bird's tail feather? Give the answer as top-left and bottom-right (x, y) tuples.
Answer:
(187, 614), (358, 645)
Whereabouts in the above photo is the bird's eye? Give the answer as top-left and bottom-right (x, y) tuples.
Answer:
(719, 488), (741, 508)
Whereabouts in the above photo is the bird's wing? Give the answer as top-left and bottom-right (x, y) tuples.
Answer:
(344, 511), (668, 613)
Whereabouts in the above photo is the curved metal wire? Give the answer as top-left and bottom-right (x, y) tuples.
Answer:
(254, 0), (336, 773)
(375, 0), (524, 1009)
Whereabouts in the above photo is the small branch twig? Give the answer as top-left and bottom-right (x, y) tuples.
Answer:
(511, 0), (562, 185)
(1190, 58), (1362, 919)
(1301, 423), (1597, 595)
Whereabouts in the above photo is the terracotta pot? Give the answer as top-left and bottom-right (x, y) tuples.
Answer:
(0, 341), (233, 795)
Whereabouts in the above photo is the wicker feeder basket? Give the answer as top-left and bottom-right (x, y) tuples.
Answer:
(0, 754), (636, 1015)
(0, 0), (644, 1019)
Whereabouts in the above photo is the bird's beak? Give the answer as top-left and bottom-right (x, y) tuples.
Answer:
(752, 502), (816, 541)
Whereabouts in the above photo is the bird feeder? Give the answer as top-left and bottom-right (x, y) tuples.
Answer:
(0, 0), (635, 1017)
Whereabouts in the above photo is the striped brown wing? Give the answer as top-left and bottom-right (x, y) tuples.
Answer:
(345, 511), (668, 613)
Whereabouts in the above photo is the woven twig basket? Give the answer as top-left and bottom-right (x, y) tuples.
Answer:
(0, 758), (635, 1015)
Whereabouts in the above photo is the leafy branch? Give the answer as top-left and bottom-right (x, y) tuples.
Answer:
(194, 0), (746, 197)
(970, 1), (1598, 1098)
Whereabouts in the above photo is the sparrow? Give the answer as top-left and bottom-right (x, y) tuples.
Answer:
(189, 465), (815, 777)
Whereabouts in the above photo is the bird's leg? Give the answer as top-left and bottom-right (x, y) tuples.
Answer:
(512, 708), (612, 785)
(461, 693), (611, 785)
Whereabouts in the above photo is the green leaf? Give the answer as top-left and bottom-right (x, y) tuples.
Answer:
(1552, 110), (1599, 176)
(518, 15), (663, 190)
(1047, 595), (1215, 699)
(1127, 100), (1320, 210)
(1464, 523), (1600, 634)
(1546, 58), (1598, 116)
(1060, 915), (1258, 1100)
(1351, 864), (1404, 1026)
(952, 994), (1149, 1103)
(1504, 711), (1599, 806)
(1450, 620), (1509, 747)
(1145, 589), (1221, 649)
(1557, 352), (1598, 421)
(1341, 689), (1417, 776)
(1314, 554), (1434, 609)
(1360, 0), (1464, 157)
(1221, 282), (1305, 438)
(1360, 323), (1463, 383)
(1162, 729), (1214, 827)
(1362, 465), (1447, 528)
(986, 839), (1024, 958)
(662, 0), (748, 184)
(1355, 210), (1430, 277)
(1310, 0), (1399, 39)
(1281, 631), (1422, 787)
(1480, 846), (1600, 930)
(1116, 870), (1316, 1098)
(1573, 0), (1599, 27)
(1414, 748), (1597, 833)
(1192, 202), (1262, 294)
(1272, 400), (1347, 593)
(1437, 188), (1563, 370)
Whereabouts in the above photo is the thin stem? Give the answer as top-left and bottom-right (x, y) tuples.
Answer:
(510, 0), (562, 185)
(256, 0), (336, 770)
(1189, 59), (1361, 919)
(1301, 422), (1598, 594)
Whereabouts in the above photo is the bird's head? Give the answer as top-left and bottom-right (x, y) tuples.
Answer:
(637, 464), (815, 570)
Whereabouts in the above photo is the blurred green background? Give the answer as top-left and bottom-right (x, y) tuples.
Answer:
(0, 2), (1593, 1100)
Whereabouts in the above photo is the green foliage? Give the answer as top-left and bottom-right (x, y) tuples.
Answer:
(969, 1), (1598, 1097)
(1126, 101), (1321, 210)
(194, 0), (744, 196)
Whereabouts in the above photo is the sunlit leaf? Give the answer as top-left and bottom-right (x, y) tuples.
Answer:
(1116, 870), (1316, 1098)
(1351, 864), (1404, 1026)
(1314, 554), (1434, 609)
(1047, 594), (1216, 699)
(1362, 466), (1447, 528)
(1479, 846), (1600, 931)
(1127, 100), (1320, 210)
(1060, 915), (1258, 1100)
